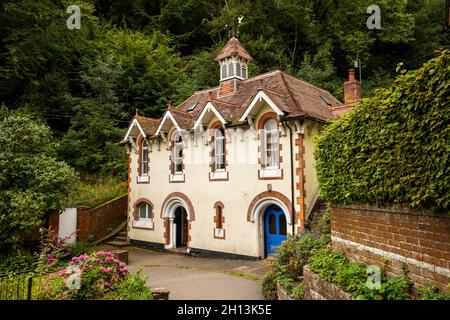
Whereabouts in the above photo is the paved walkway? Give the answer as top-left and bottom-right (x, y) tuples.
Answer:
(97, 245), (267, 300)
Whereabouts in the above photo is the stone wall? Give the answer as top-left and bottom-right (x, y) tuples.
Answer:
(303, 265), (353, 300)
(331, 204), (450, 292)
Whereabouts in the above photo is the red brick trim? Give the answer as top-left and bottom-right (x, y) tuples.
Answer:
(160, 192), (195, 221)
(246, 190), (293, 223)
(257, 112), (278, 129)
(163, 218), (170, 245)
(295, 134), (306, 232)
(127, 156), (132, 240)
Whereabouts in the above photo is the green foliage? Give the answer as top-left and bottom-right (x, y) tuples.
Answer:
(419, 283), (450, 300)
(62, 177), (127, 208)
(315, 51), (450, 212)
(262, 231), (330, 299)
(104, 270), (152, 300)
(291, 282), (304, 300)
(309, 248), (413, 300)
(0, 108), (77, 250)
(0, 249), (34, 273)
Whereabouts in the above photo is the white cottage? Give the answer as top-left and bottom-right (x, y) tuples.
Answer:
(121, 37), (358, 259)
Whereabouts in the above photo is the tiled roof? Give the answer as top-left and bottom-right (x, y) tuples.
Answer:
(132, 69), (344, 138)
(136, 115), (160, 136)
(215, 37), (253, 62)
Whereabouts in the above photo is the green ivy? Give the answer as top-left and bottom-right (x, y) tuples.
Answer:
(315, 50), (450, 212)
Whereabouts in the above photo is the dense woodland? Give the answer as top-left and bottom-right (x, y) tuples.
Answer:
(0, 0), (448, 179)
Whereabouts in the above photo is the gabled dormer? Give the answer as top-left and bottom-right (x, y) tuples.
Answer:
(215, 37), (253, 98)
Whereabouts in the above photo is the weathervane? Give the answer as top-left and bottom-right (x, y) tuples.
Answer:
(226, 16), (244, 38)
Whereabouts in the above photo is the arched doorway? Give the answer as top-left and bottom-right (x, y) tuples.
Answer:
(174, 206), (188, 248)
(264, 204), (288, 256)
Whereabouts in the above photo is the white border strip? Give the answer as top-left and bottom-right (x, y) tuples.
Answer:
(332, 235), (450, 278)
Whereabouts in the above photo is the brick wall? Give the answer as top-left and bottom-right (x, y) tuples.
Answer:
(77, 195), (128, 242)
(303, 265), (353, 300)
(331, 204), (450, 292)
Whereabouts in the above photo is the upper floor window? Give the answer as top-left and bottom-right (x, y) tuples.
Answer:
(214, 128), (225, 171)
(227, 62), (234, 77)
(173, 132), (183, 174)
(141, 140), (149, 176)
(264, 119), (279, 168)
(241, 65), (247, 79)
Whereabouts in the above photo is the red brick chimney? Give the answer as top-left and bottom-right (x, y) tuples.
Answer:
(344, 69), (361, 104)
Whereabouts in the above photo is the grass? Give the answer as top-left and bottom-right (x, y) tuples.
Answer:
(62, 176), (127, 208)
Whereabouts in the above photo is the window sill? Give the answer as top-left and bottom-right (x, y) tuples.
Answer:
(259, 168), (282, 179)
(169, 173), (185, 183)
(209, 171), (228, 181)
(137, 175), (149, 183)
(214, 228), (226, 239)
(133, 220), (154, 230)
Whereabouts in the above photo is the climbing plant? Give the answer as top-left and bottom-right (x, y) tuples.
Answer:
(315, 50), (450, 212)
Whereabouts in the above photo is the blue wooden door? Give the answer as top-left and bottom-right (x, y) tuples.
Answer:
(265, 205), (287, 256)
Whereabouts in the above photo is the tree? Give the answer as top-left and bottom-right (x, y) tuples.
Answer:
(0, 107), (78, 249)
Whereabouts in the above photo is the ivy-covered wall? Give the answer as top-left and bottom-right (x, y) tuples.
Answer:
(315, 50), (450, 212)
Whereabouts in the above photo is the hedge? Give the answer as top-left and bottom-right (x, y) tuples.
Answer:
(315, 50), (449, 212)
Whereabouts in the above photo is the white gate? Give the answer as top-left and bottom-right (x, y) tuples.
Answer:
(59, 208), (77, 244)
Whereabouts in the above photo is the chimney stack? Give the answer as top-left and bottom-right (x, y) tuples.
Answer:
(344, 69), (361, 104)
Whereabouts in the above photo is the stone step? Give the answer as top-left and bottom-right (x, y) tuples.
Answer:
(118, 231), (127, 237)
(114, 236), (128, 242)
(105, 240), (129, 248)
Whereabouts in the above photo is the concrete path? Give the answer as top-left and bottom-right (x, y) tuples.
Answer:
(97, 245), (267, 300)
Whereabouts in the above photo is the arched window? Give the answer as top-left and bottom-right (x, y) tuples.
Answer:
(140, 140), (149, 176)
(173, 132), (183, 174)
(214, 128), (225, 171)
(264, 119), (279, 168)
(139, 203), (153, 219)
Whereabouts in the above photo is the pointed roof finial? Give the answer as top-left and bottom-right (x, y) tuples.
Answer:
(167, 100), (173, 109)
(135, 108), (139, 117)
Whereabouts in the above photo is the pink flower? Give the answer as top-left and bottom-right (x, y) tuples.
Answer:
(58, 270), (66, 276)
(104, 282), (112, 288)
(88, 265), (94, 270)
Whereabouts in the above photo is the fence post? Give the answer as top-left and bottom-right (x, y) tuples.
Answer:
(27, 277), (33, 300)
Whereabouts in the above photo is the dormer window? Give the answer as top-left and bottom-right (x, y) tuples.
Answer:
(214, 128), (225, 171)
(264, 119), (279, 169)
(137, 139), (150, 183)
(227, 62), (234, 78)
(173, 132), (183, 174)
(141, 141), (149, 175)
(242, 65), (247, 79)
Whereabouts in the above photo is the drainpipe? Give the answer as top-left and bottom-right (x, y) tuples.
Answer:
(283, 121), (296, 237)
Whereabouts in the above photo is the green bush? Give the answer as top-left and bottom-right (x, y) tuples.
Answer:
(104, 270), (152, 300)
(419, 283), (450, 300)
(309, 248), (413, 300)
(0, 250), (34, 273)
(315, 50), (450, 212)
(36, 251), (151, 300)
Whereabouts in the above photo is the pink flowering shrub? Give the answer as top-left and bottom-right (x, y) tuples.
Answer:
(37, 251), (150, 300)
